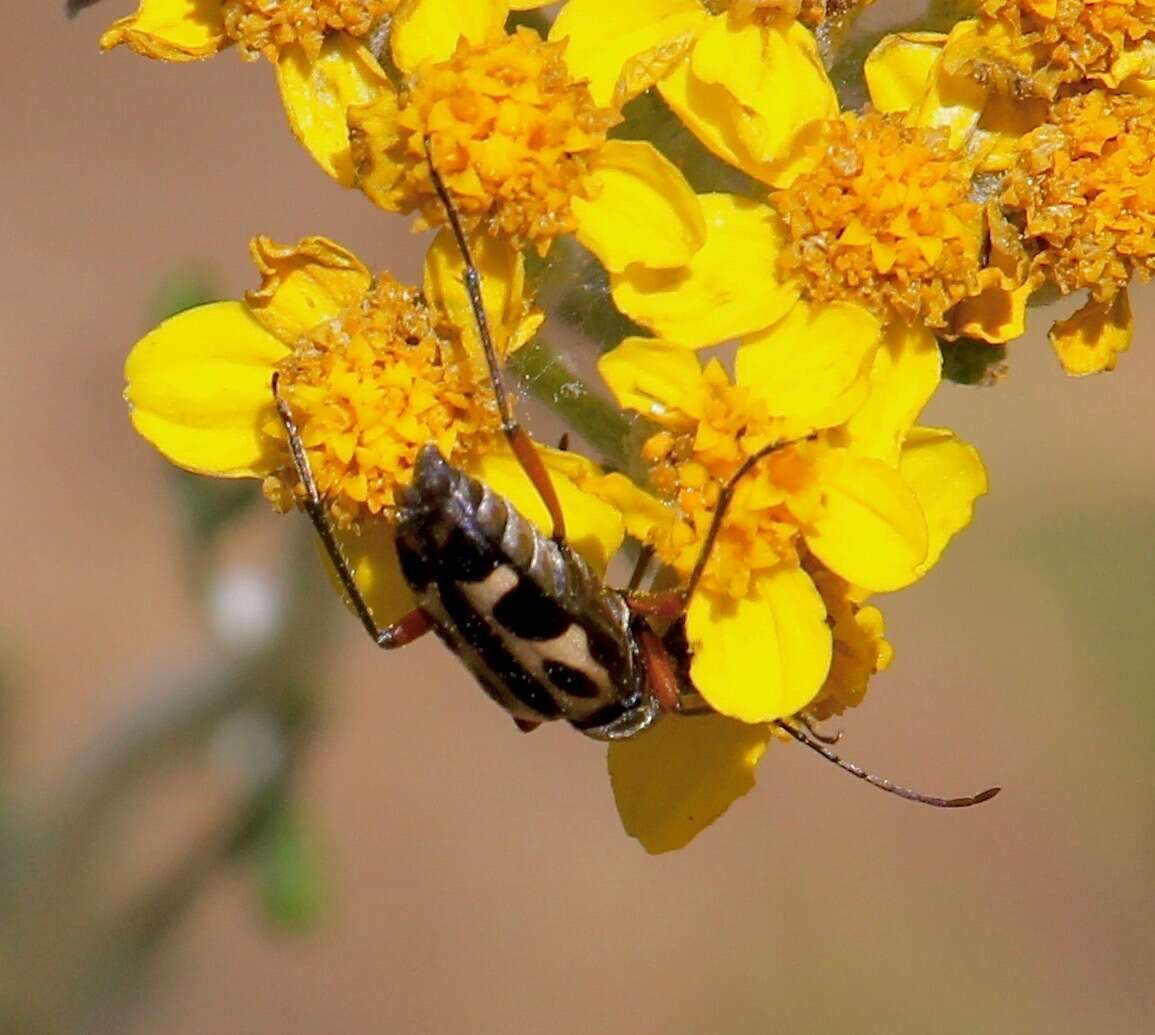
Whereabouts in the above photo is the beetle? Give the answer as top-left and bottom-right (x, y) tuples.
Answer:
(270, 142), (999, 810)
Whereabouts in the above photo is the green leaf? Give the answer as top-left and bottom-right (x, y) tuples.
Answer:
(251, 796), (327, 934)
(939, 336), (1008, 386)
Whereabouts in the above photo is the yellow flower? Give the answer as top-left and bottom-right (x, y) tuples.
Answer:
(550, 0), (837, 185)
(595, 322), (986, 727)
(99, 0), (548, 185)
(1002, 90), (1153, 373)
(124, 230), (624, 622)
(597, 337), (985, 852)
(772, 111), (985, 329)
(604, 570), (893, 854)
(943, 0), (1155, 99)
(349, 24), (709, 268)
(862, 29), (1053, 345)
(548, 6), (1000, 350)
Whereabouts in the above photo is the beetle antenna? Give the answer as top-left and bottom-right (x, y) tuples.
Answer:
(681, 435), (816, 607)
(773, 720), (1001, 809)
(422, 134), (567, 543)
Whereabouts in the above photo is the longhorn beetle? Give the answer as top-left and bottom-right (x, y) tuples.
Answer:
(270, 140), (999, 810)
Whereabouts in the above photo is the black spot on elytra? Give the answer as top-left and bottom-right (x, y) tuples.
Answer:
(544, 659), (603, 700)
(438, 579), (562, 720)
(493, 578), (572, 641)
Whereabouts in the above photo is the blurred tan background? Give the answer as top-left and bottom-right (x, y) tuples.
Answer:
(5, 3), (1154, 1033)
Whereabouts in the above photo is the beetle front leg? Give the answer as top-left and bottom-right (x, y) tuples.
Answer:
(375, 608), (434, 649)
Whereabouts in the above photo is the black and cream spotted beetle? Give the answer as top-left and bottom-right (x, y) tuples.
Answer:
(271, 141), (999, 810)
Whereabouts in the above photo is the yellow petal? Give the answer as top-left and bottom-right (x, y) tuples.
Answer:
(898, 427), (987, 575)
(585, 471), (677, 546)
(275, 37), (390, 187)
(327, 519), (420, 629)
(610, 194), (799, 347)
(390, 0), (506, 72)
(735, 300), (881, 428)
(909, 25), (988, 150)
(245, 236), (372, 342)
(804, 451), (928, 592)
(659, 16), (836, 186)
(100, 0), (225, 60)
(597, 337), (702, 418)
(864, 32), (946, 113)
(422, 229), (531, 361)
(1049, 292), (1133, 376)
(466, 446), (625, 575)
(951, 270), (1034, 343)
(548, 0), (707, 107)
(573, 140), (706, 273)
(348, 90), (407, 211)
(840, 322), (941, 463)
(608, 713), (771, 853)
(686, 567), (832, 723)
(124, 301), (288, 477)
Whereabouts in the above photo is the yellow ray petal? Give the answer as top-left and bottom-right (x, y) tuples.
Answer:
(898, 427), (987, 576)
(597, 336), (702, 419)
(245, 236), (372, 343)
(864, 32), (946, 113)
(584, 471), (677, 547)
(909, 25), (988, 150)
(693, 18), (836, 175)
(608, 713), (771, 853)
(658, 16), (835, 186)
(348, 91), (407, 212)
(390, 0), (506, 72)
(735, 300), (881, 428)
(467, 447), (625, 575)
(328, 519), (420, 629)
(951, 270), (1034, 344)
(125, 301), (288, 477)
(1049, 292), (1133, 376)
(686, 567), (832, 724)
(100, 0), (225, 60)
(548, 0), (707, 107)
(804, 452), (928, 592)
(573, 140), (706, 273)
(610, 194), (799, 347)
(839, 322), (941, 463)
(423, 229), (531, 360)
(275, 37), (390, 187)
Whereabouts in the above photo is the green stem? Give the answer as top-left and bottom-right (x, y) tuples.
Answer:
(508, 339), (648, 476)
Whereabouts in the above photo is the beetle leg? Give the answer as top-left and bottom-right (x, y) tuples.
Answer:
(273, 372), (433, 651)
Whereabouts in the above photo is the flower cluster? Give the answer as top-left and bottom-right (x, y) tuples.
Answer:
(99, 0), (1150, 851)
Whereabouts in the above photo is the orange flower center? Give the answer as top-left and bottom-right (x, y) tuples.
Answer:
(772, 111), (983, 327)
(222, 0), (395, 62)
(373, 27), (619, 251)
(972, 0), (1155, 94)
(1001, 90), (1155, 301)
(268, 275), (498, 524)
(640, 361), (820, 600)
